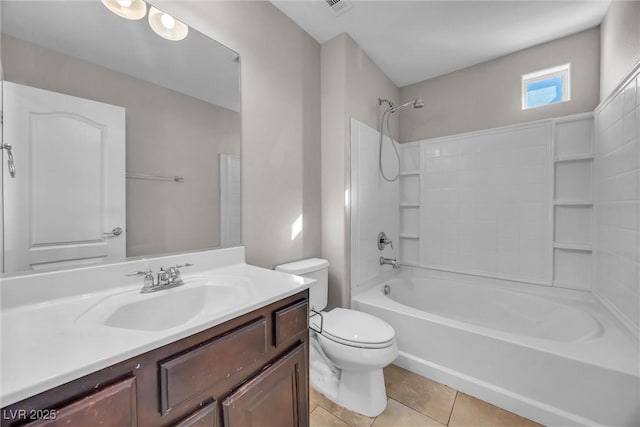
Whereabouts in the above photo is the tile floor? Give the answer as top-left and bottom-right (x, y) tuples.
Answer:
(310, 365), (543, 427)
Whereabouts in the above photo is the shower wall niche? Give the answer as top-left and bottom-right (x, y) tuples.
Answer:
(552, 115), (594, 291)
(398, 145), (421, 266)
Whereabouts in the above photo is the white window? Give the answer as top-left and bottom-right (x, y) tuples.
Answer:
(522, 63), (570, 109)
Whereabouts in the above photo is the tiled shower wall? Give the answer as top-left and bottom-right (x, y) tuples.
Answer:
(350, 114), (597, 292)
(414, 123), (553, 285)
(397, 116), (595, 289)
(594, 70), (640, 331)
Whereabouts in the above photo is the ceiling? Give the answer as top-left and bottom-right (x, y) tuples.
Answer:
(271, 0), (611, 87)
(1, 1), (240, 111)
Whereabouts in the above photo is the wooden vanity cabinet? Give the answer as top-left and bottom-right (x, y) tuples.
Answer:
(1, 290), (309, 427)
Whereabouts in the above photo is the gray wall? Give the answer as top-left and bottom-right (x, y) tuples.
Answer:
(600, 0), (640, 100)
(2, 34), (240, 258)
(321, 33), (399, 308)
(161, 1), (322, 269)
(399, 28), (600, 142)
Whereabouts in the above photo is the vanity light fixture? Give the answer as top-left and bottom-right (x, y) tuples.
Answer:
(148, 6), (189, 41)
(101, 0), (147, 20)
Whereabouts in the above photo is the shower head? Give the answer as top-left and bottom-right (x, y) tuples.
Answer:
(389, 98), (424, 113)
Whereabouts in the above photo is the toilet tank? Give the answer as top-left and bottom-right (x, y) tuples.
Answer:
(275, 258), (329, 311)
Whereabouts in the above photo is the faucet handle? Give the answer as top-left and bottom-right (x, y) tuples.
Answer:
(173, 263), (194, 269)
(127, 269), (153, 278)
(378, 232), (393, 250)
(128, 269), (157, 293)
(169, 263), (193, 277)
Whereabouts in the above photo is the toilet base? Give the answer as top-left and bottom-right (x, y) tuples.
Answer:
(337, 368), (388, 417)
(310, 343), (389, 417)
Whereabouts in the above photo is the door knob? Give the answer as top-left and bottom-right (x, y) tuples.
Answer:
(103, 227), (123, 237)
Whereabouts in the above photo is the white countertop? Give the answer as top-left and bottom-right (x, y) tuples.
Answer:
(0, 249), (311, 407)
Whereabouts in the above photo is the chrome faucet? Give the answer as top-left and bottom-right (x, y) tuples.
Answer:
(379, 257), (400, 269)
(127, 263), (194, 293)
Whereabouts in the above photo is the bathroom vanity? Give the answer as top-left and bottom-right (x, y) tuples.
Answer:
(0, 249), (311, 427)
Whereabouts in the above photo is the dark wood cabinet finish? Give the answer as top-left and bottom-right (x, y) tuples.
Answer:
(22, 377), (137, 427)
(159, 317), (268, 414)
(273, 300), (309, 347)
(222, 344), (308, 427)
(1, 290), (309, 427)
(173, 401), (217, 427)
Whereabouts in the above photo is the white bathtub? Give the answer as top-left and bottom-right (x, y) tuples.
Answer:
(352, 268), (639, 427)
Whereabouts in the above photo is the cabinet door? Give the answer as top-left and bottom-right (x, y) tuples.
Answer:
(222, 344), (308, 427)
(25, 377), (136, 427)
(174, 401), (217, 427)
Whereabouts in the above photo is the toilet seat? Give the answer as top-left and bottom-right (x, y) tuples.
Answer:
(311, 308), (395, 349)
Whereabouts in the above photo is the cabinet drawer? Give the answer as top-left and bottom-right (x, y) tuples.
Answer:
(25, 377), (136, 427)
(173, 401), (217, 427)
(160, 318), (268, 414)
(274, 300), (308, 347)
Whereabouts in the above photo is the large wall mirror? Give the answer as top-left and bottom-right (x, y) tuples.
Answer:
(0, 0), (241, 274)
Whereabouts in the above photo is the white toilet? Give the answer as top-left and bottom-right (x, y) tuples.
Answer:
(275, 258), (398, 417)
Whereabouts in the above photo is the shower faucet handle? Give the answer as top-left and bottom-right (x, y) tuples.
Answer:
(378, 232), (393, 250)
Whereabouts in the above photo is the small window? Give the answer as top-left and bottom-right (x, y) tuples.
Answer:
(522, 63), (570, 109)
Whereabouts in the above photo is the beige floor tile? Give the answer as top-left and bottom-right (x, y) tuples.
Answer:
(310, 387), (325, 408)
(310, 388), (375, 427)
(371, 399), (446, 427)
(383, 365), (457, 425)
(448, 393), (543, 427)
(310, 387), (320, 413)
(310, 407), (351, 427)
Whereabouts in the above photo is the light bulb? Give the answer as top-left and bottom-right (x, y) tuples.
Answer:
(160, 13), (176, 30)
(101, 0), (146, 20)
(148, 6), (189, 41)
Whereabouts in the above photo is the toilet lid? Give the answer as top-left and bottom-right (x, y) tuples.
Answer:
(311, 308), (395, 349)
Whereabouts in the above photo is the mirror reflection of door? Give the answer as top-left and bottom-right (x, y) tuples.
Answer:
(1, 1), (241, 274)
(2, 82), (126, 272)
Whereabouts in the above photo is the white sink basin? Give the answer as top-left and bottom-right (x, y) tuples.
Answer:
(76, 278), (246, 331)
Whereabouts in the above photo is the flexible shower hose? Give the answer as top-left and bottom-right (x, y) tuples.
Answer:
(378, 108), (401, 182)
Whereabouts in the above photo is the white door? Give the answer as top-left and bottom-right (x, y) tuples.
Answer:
(220, 154), (241, 246)
(2, 82), (126, 272)
(0, 81), (4, 274)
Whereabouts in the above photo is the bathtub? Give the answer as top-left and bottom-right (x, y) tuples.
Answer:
(352, 268), (639, 427)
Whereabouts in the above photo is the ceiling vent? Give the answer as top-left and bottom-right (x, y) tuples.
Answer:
(325, 0), (353, 17)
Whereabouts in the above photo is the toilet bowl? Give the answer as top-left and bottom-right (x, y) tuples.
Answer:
(275, 259), (398, 417)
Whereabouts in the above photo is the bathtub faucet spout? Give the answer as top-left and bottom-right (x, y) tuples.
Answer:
(380, 257), (400, 269)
